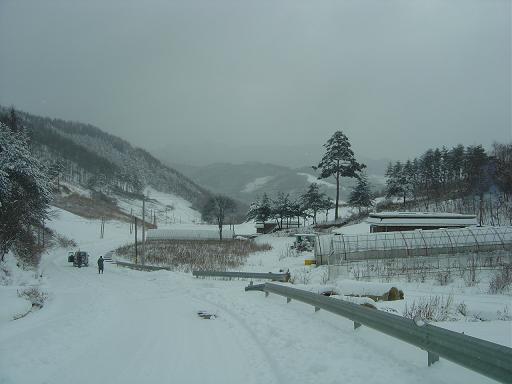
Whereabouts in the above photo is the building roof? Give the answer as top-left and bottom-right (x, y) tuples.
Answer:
(146, 228), (234, 240)
(367, 212), (477, 227)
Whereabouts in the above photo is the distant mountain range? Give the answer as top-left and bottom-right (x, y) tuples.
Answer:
(4, 106), (388, 208)
(171, 161), (386, 204)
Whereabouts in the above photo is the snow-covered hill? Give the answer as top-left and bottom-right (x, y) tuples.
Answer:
(2, 106), (211, 209)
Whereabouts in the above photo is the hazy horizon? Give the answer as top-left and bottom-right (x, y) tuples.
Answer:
(1, 0), (510, 167)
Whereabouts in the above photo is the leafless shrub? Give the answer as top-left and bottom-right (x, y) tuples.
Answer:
(496, 306), (511, 320)
(55, 234), (77, 248)
(435, 270), (452, 286)
(115, 239), (271, 272)
(351, 266), (362, 281)
(290, 268), (311, 285)
(463, 256), (480, 286)
(457, 302), (468, 317)
(489, 264), (512, 294)
(279, 246), (295, 260)
(403, 295), (454, 322)
(319, 269), (329, 284)
(18, 287), (48, 307)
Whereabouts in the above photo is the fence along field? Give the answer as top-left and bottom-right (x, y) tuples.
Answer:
(115, 239), (271, 272)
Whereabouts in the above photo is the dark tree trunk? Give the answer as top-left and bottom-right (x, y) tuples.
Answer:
(335, 170), (340, 220)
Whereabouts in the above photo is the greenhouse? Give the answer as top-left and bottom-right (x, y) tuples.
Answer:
(315, 226), (512, 265)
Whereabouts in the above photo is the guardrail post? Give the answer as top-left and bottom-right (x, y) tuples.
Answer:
(287, 297), (292, 303)
(263, 282), (512, 383)
(428, 351), (439, 366)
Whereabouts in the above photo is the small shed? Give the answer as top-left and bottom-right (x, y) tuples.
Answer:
(367, 212), (477, 233)
(255, 222), (277, 234)
(255, 221), (300, 234)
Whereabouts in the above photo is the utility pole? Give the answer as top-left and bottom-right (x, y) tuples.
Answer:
(134, 216), (138, 264)
(129, 208), (133, 234)
(141, 196), (146, 265)
(100, 217), (105, 239)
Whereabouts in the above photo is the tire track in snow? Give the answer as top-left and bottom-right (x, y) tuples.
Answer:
(183, 287), (285, 384)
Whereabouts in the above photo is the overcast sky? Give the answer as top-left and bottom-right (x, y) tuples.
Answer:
(0, 0), (510, 167)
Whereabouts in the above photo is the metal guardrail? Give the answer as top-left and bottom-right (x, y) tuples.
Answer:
(244, 282), (266, 292)
(116, 261), (172, 272)
(263, 283), (512, 384)
(192, 270), (290, 282)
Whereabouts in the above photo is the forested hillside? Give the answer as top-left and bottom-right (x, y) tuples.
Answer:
(2, 107), (210, 209)
(383, 143), (512, 225)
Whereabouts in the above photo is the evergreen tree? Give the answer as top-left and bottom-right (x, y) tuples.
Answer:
(492, 142), (512, 198)
(463, 145), (490, 224)
(271, 192), (293, 229)
(301, 183), (327, 224)
(247, 193), (273, 223)
(410, 158), (420, 202)
(348, 172), (373, 214)
(464, 145), (489, 195)
(289, 197), (306, 227)
(385, 161), (407, 204)
(0, 121), (52, 261)
(313, 131), (365, 220)
(403, 160), (416, 204)
(419, 149), (436, 208)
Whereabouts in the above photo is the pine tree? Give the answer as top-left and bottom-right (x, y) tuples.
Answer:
(0, 121), (52, 262)
(247, 193), (273, 223)
(272, 192), (293, 229)
(289, 197), (306, 227)
(492, 142), (512, 199)
(349, 173), (373, 214)
(313, 131), (365, 220)
(385, 161), (407, 205)
(321, 196), (335, 222)
(301, 183), (327, 224)
(403, 159), (418, 202)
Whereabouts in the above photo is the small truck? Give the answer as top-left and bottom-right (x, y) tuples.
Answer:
(68, 251), (89, 268)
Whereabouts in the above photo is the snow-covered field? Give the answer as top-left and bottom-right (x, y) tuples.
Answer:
(1, 203), (511, 383)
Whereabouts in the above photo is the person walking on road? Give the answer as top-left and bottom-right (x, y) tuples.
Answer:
(97, 256), (104, 274)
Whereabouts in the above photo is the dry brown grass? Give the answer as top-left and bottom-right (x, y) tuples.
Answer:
(115, 239), (272, 272)
(53, 193), (155, 228)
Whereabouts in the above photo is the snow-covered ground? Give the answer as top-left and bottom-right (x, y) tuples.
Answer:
(1, 207), (511, 384)
(114, 186), (203, 226)
(242, 176), (275, 193)
(297, 172), (336, 188)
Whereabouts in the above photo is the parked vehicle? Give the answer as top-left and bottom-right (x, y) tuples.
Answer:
(71, 251), (89, 267)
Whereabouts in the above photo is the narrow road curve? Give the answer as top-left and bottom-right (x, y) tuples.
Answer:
(0, 250), (280, 384)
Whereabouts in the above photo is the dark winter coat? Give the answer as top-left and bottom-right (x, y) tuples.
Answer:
(97, 257), (104, 269)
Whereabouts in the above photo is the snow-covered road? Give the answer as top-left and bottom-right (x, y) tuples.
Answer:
(1, 247), (503, 384)
(1, 208), (507, 384)
(0, 248), (282, 384)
